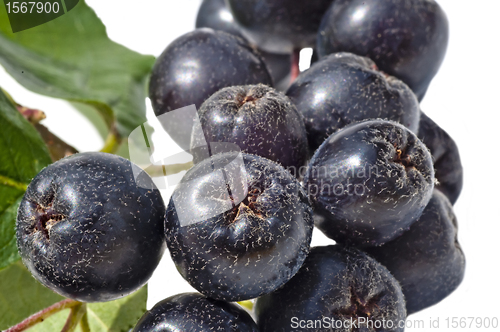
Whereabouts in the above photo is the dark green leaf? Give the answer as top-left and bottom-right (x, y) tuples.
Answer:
(65, 0), (80, 12)
(0, 0), (155, 138)
(0, 88), (52, 270)
(4, 0), (66, 33)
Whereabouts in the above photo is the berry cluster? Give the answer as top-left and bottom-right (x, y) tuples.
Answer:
(15, 0), (465, 331)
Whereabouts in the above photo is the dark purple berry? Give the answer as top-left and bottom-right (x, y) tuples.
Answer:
(133, 292), (258, 332)
(417, 111), (463, 204)
(165, 152), (313, 301)
(149, 28), (272, 150)
(287, 52), (420, 153)
(365, 190), (465, 314)
(255, 245), (406, 332)
(304, 119), (435, 247)
(191, 84), (309, 174)
(196, 0), (246, 39)
(195, 0), (292, 90)
(317, 0), (449, 100)
(16, 152), (166, 302)
(226, 0), (334, 53)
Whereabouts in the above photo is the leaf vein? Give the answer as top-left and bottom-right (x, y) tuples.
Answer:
(0, 174), (28, 191)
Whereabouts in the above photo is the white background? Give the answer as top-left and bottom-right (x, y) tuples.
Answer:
(1, 1), (499, 331)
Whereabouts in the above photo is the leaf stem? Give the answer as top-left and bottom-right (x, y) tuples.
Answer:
(100, 126), (122, 154)
(141, 162), (194, 177)
(61, 302), (86, 332)
(34, 123), (79, 161)
(79, 311), (91, 332)
(4, 299), (82, 332)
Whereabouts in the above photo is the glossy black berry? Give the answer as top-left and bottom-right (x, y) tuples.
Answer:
(165, 152), (313, 301)
(255, 245), (406, 332)
(149, 28), (272, 150)
(317, 0), (449, 100)
(191, 84), (309, 174)
(304, 119), (435, 247)
(195, 0), (291, 90)
(226, 0), (334, 53)
(196, 0), (246, 39)
(16, 152), (166, 302)
(286, 52), (420, 153)
(133, 293), (258, 332)
(417, 111), (463, 204)
(365, 190), (465, 314)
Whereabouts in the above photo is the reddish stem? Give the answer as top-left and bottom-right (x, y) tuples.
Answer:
(290, 48), (301, 84)
(4, 299), (82, 332)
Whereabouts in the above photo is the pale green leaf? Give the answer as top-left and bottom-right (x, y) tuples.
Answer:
(0, 0), (155, 138)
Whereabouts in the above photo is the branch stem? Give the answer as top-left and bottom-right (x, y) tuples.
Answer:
(290, 48), (301, 83)
(61, 302), (86, 332)
(79, 311), (91, 332)
(100, 127), (121, 154)
(4, 299), (82, 332)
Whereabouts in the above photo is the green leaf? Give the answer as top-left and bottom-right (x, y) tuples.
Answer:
(0, 261), (148, 332)
(25, 286), (147, 332)
(0, 0), (155, 138)
(83, 286), (147, 332)
(0, 88), (52, 270)
(0, 261), (65, 330)
(0, 196), (23, 270)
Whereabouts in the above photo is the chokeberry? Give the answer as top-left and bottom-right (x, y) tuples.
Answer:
(16, 152), (166, 302)
(165, 152), (313, 301)
(304, 119), (434, 247)
(418, 111), (463, 204)
(365, 190), (465, 314)
(195, 0), (292, 90)
(149, 28), (272, 150)
(226, 0), (333, 53)
(191, 84), (309, 174)
(255, 245), (406, 332)
(287, 52), (420, 154)
(133, 292), (258, 332)
(317, 0), (449, 100)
